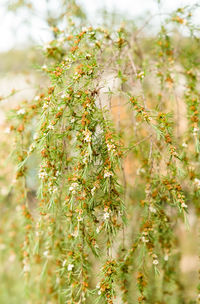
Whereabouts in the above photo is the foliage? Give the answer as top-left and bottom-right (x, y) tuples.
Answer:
(1, 1), (200, 303)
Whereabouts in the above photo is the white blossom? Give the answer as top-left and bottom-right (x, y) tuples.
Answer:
(38, 170), (48, 180)
(56, 171), (60, 177)
(67, 264), (74, 271)
(145, 187), (150, 195)
(71, 230), (79, 238)
(103, 212), (110, 220)
(193, 127), (199, 135)
(82, 294), (86, 301)
(83, 151), (89, 164)
(23, 264), (30, 272)
(153, 259), (159, 265)
(28, 143), (35, 153)
(43, 250), (49, 257)
(33, 132), (39, 140)
(107, 143), (115, 152)
(181, 202), (188, 209)
(136, 168), (145, 175)
(77, 216), (83, 222)
(69, 182), (79, 194)
(17, 109), (25, 115)
(137, 71), (145, 79)
(91, 186), (96, 196)
(164, 255), (169, 261)
(47, 124), (54, 130)
(83, 130), (92, 143)
(96, 227), (100, 234)
(194, 178), (200, 188)
(73, 72), (79, 80)
(52, 186), (58, 194)
(4, 127), (11, 134)
(34, 95), (40, 101)
(86, 53), (91, 59)
(61, 93), (66, 99)
(141, 236), (149, 243)
(182, 142), (188, 148)
(62, 259), (67, 267)
(43, 102), (49, 110)
(104, 170), (113, 178)
(149, 205), (156, 213)
(82, 26), (89, 32)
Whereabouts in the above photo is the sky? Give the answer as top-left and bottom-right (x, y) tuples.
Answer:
(0, 0), (198, 52)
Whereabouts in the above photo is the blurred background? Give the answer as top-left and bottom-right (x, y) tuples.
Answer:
(0, 0), (199, 52)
